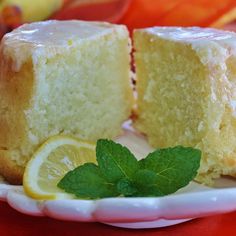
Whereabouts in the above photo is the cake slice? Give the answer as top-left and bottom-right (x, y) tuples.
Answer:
(0, 20), (133, 184)
(134, 27), (236, 185)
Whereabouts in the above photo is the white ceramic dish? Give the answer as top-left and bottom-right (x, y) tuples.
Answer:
(0, 122), (236, 229)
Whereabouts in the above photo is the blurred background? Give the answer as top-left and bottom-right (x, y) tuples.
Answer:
(0, 0), (236, 39)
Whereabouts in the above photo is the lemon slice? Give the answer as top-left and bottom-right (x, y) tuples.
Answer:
(23, 135), (96, 200)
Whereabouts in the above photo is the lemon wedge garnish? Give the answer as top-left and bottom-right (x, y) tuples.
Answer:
(23, 135), (96, 200)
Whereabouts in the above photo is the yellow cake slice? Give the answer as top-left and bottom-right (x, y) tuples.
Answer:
(134, 27), (236, 185)
(0, 20), (133, 184)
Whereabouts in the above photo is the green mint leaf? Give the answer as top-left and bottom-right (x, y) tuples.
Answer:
(57, 163), (119, 199)
(139, 146), (201, 195)
(132, 169), (164, 197)
(96, 139), (139, 183)
(116, 178), (138, 196)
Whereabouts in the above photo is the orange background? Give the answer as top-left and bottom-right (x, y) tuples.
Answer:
(0, 0), (236, 234)
(53, 0), (236, 31)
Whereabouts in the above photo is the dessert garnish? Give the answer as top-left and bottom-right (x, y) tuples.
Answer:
(58, 139), (201, 199)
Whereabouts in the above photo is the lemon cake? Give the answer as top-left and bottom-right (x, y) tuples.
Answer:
(134, 27), (236, 185)
(0, 20), (133, 184)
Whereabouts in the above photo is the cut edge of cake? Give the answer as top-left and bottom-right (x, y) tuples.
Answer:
(0, 20), (134, 184)
(133, 26), (236, 185)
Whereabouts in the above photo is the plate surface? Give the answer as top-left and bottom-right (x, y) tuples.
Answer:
(0, 122), (236, 229)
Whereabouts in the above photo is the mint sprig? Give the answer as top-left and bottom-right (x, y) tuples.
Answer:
(58, 140), (201, 199)
(96, 140), (139, 183)
(57, 163), (119, 199)
(137, 146), (201, 196)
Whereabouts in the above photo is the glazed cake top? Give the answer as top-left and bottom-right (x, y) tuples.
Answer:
(138, 26), (236, 43)
(135, 26), (236, 67)
(0, 20), (128, 71)
(2, 20), (126, 46)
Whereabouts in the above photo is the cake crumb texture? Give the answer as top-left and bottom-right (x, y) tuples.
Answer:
(0, 20), (133, 184)
(134, 27), (236, 185)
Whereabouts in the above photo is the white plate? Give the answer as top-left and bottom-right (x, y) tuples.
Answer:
(0, 122), (236, 229)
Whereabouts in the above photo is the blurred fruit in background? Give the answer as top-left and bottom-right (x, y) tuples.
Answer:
(0, 0), (64, 37)
(0, 0), (63, 22)
(52, 0), (131, 23)
(0, 0), (236, 39)
(1, 5), (22, 29)
(53, 0), (236, 31)
(120, 0), (236, 30)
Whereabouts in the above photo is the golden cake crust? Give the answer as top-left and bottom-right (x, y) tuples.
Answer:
(0, 150), (24, 184)
(0, 50), (33, 183)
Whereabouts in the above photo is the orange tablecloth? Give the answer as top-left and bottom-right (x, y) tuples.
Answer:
(0, 202), (235, 236)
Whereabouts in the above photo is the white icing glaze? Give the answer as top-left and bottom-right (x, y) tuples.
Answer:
(142, 26), (236, 119)
(0, 20), (126, 71)
(145, 27), (236, 42)
(3, 20), (119, 46)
